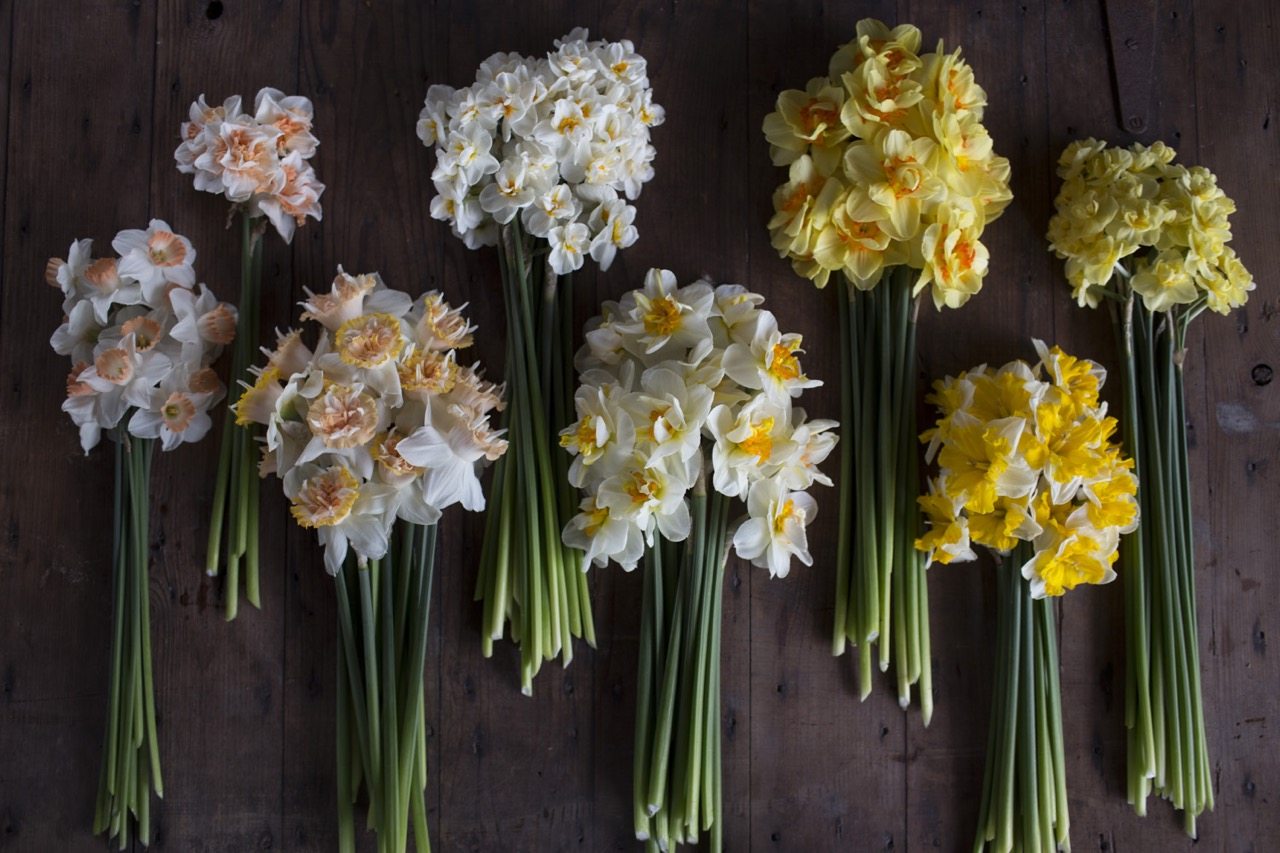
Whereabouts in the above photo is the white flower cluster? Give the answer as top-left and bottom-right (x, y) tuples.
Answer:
(236, 271), (507, 574)
(175, 87), (325, 243)
(418, 28), (664, 272)
(561, 269), (837, 578)
(49, 220), (235, 453)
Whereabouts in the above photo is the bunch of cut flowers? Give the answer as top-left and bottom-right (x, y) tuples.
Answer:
(236, 270), (505, 852)
(918, 341), (1139, 853)
(49, 221), (235, 846)
(763, 18), (1012, 718)
(419, 28), (664, 691)
(562, 269), (836, 850)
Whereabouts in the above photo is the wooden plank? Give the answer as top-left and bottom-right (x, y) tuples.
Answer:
(143, 1), (301, 848)
(292, 2), (443, 849)
(0, 2), (154, 851)
(1192, 0), (1280, 847)
(898, 2), (1063, 849)
(433, 4), (599, 850)
(745, 1), (911, 850)
(1045, 1), (1210, 850)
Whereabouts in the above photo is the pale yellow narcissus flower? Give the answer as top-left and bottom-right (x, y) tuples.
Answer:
(828, 20), (922, 79)
(812, 184), (899, 288)
(915, 204), (989, 309)
(768, 155), (832, 260)
(763, 77), (850, 176)
(843, 129), (944, 242)
(839, 49), (924, 140)
(1130, 249), (1200, 312)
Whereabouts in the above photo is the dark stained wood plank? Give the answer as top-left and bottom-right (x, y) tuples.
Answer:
(605, 1), (757, 849)
(745, 1), (912, 851)
(1, 2), (1279, 851)
(293, 3), (444, 849)
(433, 3), (600, 850)
(144, 1), (301, 849)
(0, 2), (155, 851)
(1044, 1), (1212, 851)
(1192, 0), (1280, 848)
(898, 2), (1062, 849)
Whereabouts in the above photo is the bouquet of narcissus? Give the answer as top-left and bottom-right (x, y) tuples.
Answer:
(418, 28), (664, 692)
(562, 270), (836, 851)
(48, 222), (235, 847)
(1048, 139), (1251, 835)
(763, 18), (1012, 719)
(919, 342), (1139, 853)
(176, 86), (325, 619)
(236, 270), (504, 852)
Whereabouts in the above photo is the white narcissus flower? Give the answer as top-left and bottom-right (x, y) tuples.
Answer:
(170, 283), (238, 363)
(732, 478), (818, 578)
(597, 457), (693, 545)
(560, 382), (636, 487)
(587, 199), (638, 270)
(419, 31), (662, 271)
(478, 160), (535, 224)
(113, 219), (197, 300)
(615, 269), (714, 358)
(722, 310), (822, 404)
(563, 496), (645, 571)
(626, 366), (714, 467)
(706, 395), (797, 498)
(50, 300), (104, 366)
(548, 222), (591, 274)
(129, 368), (218, 451)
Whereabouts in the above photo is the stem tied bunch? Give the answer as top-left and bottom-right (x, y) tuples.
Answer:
(763, 18), (1013, 719)
(1048, 138), (1255, 835)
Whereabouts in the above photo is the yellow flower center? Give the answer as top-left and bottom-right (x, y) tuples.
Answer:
(642, 295), (683, 337)
(767, 341), (803, 382)
(121, 316), (163, 351)
(773, 499), (797, 534)
(161, 392), (196, 432)
(738, 417), (775, 463)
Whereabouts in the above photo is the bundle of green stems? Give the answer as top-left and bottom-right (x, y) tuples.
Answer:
(93, 432), (162, 848)
(832, 268), (933, 721)
(632, 480), (730, 852)
(475, 220), (594, 695)
(972, 542), (1069, 853)
(1107, 281), (1213, 836)
(206, 211), (264, 620)
(333, 522), (438, 853)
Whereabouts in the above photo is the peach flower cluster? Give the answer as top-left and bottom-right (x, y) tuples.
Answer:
(236, 270), (507, 573)
(49, 220), (235, 452)
(175, 87), (324, 242)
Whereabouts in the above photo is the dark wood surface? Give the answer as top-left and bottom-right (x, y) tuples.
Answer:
(1, 1), (1276, 850)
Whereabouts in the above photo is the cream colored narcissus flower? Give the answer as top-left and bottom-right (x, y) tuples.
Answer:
(561, 382), (637, 486)
(113, 219), (196, 300)
(722, 311), (821, 405)
(246, 272), (504, 574)
(562, 269), (835, 583)
(616, 268), (715, 358)
(733, 477), (817, 578)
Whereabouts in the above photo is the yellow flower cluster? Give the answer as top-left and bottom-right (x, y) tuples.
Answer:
(1047, 138), (1255, 314)
(917, 341), (1138, 598)
(763, 19), (1012, 308)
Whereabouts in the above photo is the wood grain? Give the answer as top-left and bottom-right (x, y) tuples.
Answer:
(0, 1), (1277, 851)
